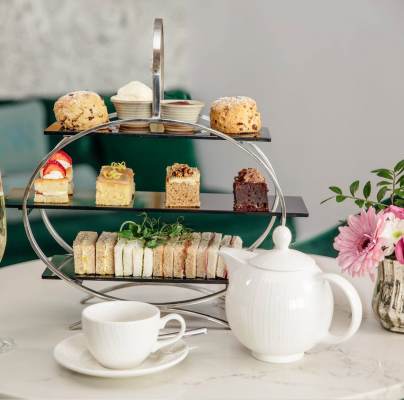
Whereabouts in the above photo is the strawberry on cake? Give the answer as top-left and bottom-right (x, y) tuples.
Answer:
(34, 160), (69, 203)
(48, 150), (73, 195)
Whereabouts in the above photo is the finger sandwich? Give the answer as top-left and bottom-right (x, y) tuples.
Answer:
(153, 244), (165, 277)
(207, 233), (222, 279)
(114, 238), (127, 276)
(162, 238), (177, 278)
(142, 247), (153, 277)
(96, 232), (118, 275)
(196, 232), (213, 279)
(185, 233), (202, 279)
(217, 235), (243, 278)
(73, 231), (98, 275)
(132, 239), (145, 277)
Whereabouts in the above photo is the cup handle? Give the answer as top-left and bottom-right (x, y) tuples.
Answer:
(319, 273), (363, 345)
(152, 313), (186, 352)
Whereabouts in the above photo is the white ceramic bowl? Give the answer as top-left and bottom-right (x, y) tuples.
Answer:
(161, 100), (204, 132)
(111, 96), (152, 130)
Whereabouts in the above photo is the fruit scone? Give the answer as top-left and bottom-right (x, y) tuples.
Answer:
(34, 160), (69, 203)
(96, 162), (135, 206)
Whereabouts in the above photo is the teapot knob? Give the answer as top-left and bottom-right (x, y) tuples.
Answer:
(273, 226), (292, 250)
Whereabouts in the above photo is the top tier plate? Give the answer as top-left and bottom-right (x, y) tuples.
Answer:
(44, 122), (271, 142)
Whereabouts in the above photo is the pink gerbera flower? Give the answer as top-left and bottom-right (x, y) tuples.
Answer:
(334, 207), (386, 280)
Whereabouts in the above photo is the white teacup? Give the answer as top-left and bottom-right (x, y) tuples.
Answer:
(82, 301), (186, 369)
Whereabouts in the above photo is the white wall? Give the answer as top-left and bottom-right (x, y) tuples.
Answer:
(1, 0), (403, 240)
(182, 0), (404, 240)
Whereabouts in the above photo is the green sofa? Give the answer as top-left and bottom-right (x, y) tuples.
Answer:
(1, 91), (300, 267)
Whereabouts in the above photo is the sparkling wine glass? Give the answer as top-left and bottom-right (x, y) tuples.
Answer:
(0, 170), (14, 353)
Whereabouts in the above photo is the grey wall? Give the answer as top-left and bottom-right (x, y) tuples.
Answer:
(183, 0), (404, 240)
(1, 0), (403, 240)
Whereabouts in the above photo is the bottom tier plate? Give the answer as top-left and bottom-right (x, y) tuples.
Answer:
(42, 255), (228, 284)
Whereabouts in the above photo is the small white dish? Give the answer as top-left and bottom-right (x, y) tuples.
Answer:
(54, 333), (189, 378)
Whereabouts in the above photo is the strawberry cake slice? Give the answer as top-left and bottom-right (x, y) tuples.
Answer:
(34, 160), (69, 203)
(49, 150), (73, 195)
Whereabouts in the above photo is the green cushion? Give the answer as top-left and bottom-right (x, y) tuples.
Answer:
(0, 101), (46, 174)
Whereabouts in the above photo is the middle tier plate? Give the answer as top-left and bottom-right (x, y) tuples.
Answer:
(5, 188), (308, 217)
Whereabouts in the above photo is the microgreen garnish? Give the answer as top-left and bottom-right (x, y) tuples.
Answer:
(118, 213), (192, 248)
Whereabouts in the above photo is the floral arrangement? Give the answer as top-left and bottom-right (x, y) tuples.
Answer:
(322, 160), (404, 279)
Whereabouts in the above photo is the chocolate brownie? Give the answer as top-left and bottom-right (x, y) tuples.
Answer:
(233, 168), (269, 212)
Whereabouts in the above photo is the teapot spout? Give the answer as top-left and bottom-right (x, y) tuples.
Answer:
(219, 248), (255, 275)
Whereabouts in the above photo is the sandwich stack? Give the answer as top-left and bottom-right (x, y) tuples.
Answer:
(73, 231), (242, 279)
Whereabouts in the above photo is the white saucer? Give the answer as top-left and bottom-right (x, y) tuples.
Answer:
(54, 333), (189, 378)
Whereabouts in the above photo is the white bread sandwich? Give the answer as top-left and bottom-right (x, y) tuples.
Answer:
(206, 233), (222, 279)
(142, 247), (153, 277)
(114, 238), (127, 276)
(132, 239), (145, 277)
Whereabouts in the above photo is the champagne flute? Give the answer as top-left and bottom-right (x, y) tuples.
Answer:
(0, 170), (14, 353)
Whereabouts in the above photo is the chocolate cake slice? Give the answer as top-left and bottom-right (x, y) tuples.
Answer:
(233, 168), (269, 212)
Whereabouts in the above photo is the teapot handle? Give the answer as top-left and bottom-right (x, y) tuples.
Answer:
(319, 273), (362, 345)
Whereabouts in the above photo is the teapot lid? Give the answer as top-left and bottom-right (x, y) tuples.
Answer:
(249, 226), (319, 272)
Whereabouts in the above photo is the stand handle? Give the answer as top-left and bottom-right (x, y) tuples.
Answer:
(152, 18), (164, 118)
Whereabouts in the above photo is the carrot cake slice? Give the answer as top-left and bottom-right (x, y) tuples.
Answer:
(165, 163), (200, 208)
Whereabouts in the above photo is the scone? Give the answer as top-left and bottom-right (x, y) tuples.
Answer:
(96, 162), (135, 206)
(54, 91), (109, 131)
(165, 163), (200, 208)
(210, 96), (261, 135)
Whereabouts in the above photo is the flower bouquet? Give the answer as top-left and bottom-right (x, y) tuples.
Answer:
(323, 160), (404, 332)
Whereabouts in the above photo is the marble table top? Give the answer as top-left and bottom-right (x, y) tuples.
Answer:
(0, 258), (403, 400)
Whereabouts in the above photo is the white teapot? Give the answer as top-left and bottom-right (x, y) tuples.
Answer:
(220, 225), (362, 363)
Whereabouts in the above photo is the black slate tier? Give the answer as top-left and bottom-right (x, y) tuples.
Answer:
(5, 188), (309, 217)
(44, 122), (271, 142)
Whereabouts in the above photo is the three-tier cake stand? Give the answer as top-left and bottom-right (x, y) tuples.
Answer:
(5, 19), (308, 329)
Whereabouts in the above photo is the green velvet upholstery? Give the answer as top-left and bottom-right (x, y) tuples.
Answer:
(292, 224), (340, 258)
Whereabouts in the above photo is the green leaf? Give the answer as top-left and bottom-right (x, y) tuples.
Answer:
(377, 186), (389, 202)
(336, 195), (347, 203)
(394, 160), (404, 173)
(355, 199), (365, 208)
(363, 181), (371, 199)
(320, 196), (335, 205)
(329, 186), (342, 195)
(365, 201), (373, 209)
(395, 198), (404, 207)
(394, 187), (404, 198)
(398, 175), (404, 187)
(371, 169), (393, 180)
(349, 180), (360, 196)
(377, 180), (392, 187)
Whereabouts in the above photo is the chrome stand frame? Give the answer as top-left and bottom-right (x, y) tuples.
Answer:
(20, 18), (287, 330)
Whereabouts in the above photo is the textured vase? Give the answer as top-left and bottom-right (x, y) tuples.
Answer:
(372, 260), (404, 333)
